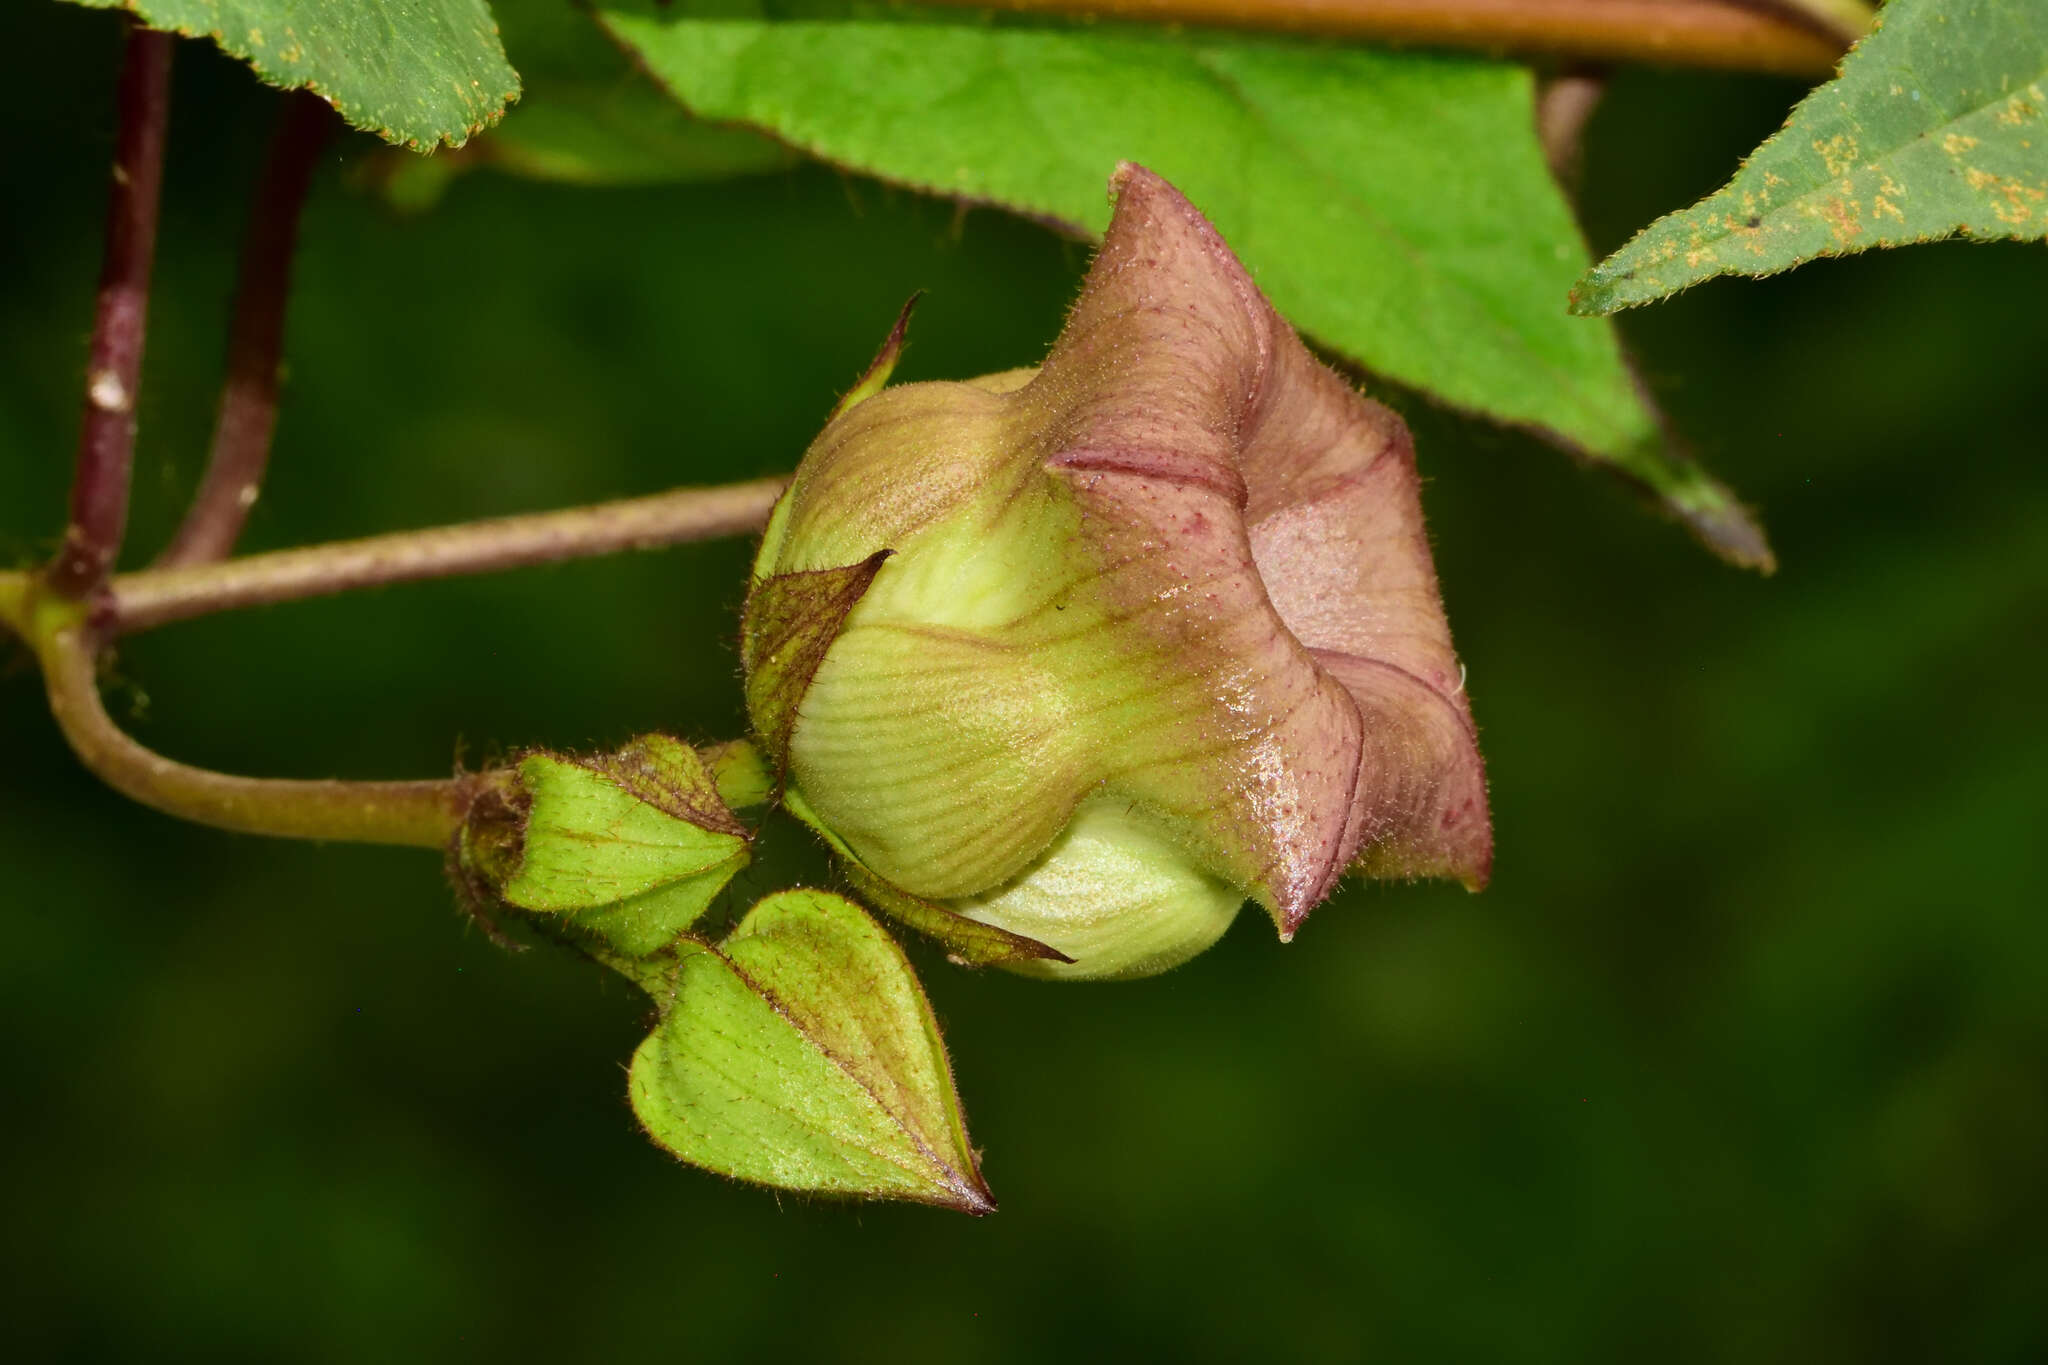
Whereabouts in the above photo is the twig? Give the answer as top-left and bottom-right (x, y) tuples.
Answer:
(110, 476), (788, 636)
(46, 24), (174, 598)
(34, 615), (468, 848)
(923, 0), (1851, 76)
(157, 93), (333, 567)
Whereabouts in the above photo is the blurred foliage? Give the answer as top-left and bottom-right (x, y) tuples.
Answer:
(4, 3), (2047, 1361)
(363, 0), (794, 208)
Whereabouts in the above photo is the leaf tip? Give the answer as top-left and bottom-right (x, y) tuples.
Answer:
(1670, 480), (1777, 574)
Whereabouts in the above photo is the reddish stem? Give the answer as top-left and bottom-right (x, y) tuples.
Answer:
(158, 93), (333, 567)
(46, 24), (175, 599)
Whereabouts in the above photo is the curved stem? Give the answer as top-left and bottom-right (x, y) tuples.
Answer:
(158, 93), (332, 568)
(47, 24), (174, 598)
(919, 0), (1853, 76)
(110, 475), (787, 636)
(35, 618), (466, 848)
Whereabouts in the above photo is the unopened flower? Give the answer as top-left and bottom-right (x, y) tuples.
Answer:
(744, 164), (1489, 979)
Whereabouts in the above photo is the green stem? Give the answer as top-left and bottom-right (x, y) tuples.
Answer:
(32, 612), (467, 848)
(5, 474), (786, 847)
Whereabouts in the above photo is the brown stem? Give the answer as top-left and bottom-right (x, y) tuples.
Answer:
(110, 476), (788, 636)
(36, 618), (467, 848)
(47, 24), (175, 599)
(158, 93), (333, 568)
(924, 0), (1849, 75)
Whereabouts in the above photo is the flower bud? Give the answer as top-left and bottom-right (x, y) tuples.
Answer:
(460, 734), (751, 957)
(745, 165), (1490, 979)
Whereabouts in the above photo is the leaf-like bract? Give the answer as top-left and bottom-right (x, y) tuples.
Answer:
(1575, 0), (2048, 313)
(629, 890), (994, 1212)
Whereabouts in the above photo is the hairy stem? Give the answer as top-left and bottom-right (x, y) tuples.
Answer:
(110, 476), (787, 636)
(158, 93), (332, 568)
(922, 0), (1852, 75)
(47, 24), (174, 598)
(34, 616), (466, 848)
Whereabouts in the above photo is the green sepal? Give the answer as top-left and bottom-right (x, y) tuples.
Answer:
(476, 735), (751, 957)
(782, 786), (1072, 969)
(829, 294), (920, 420)
(740, 551), (892, 773)
(629, 890), (995, 1214)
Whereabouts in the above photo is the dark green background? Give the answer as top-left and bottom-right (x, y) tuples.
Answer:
(5, 5), (2044, 1360)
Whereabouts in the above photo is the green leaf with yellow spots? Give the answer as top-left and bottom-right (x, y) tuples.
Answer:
(61, 0), (520, 150)
(1574, 0), (2048, 314)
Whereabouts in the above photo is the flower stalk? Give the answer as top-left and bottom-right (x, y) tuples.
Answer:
(31, 611), (468, 848)
(5, 475), (784, 847)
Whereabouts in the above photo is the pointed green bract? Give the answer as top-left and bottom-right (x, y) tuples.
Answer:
(829, 294), (921, 420)
(62, 0), (520, 150)
(740, 548), (892, 771)
(593, 1), (1762, 564)
(497, 736), (749, 956)
(1575, 0), (2048, 314)
(629, 890), (994, 1212)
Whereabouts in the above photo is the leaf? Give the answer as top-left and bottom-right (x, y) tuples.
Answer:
(1575, 0), (2048, 314)
(593, 0), (1769, 566)
(629, 890), (995, 1212)
(499, 736), (750, 956)
(64, 0), (520, 150)
(740, 549), (891, 772)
